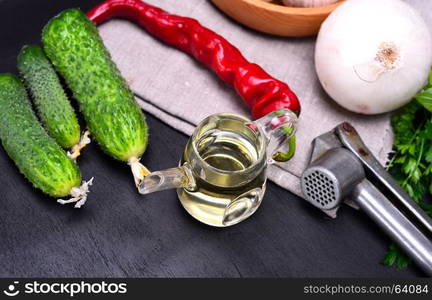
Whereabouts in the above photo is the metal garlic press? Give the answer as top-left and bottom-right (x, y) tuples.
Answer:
(300, 122), (432, 276)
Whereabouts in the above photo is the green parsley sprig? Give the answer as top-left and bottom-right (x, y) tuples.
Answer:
(383, 71), (432, 269)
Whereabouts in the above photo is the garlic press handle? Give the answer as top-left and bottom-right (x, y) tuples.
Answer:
(353, 180), (432, 276)
(335, 122), (432, 235)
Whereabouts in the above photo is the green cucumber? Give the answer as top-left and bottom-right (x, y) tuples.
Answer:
(17, 45), (81, 150)
(42, 9), (148, 163)
(0, 74), (81, 198)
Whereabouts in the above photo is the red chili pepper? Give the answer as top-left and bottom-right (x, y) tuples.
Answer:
(87, 0), (300, 119)
(87, 0), (300, 161)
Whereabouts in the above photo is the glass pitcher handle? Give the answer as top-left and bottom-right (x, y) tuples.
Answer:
(253, 109), (298, 164)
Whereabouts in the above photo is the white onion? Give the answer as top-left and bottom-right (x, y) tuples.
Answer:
(315, 0), (432, 114)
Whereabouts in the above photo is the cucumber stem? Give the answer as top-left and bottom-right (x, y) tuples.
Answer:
(67, 130), (91, 160)
(128, 157), (151, 186)
(57, 177), (94, 208)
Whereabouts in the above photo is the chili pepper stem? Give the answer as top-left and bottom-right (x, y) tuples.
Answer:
(57, 177), (94, 208)
(67, 130), (91, 160)
(272, 125), (296, 162)
(128, 157), (151, 186)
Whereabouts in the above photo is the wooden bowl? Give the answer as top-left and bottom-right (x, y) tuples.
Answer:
(211, 0), (344, 37)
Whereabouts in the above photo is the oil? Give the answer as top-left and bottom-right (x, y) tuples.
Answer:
(178, 124), (266, 227)
(138, 110), (296, 227)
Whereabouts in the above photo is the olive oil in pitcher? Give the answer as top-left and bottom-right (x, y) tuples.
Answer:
(138, 110), (297, 227)
(178, 118), (267, 227)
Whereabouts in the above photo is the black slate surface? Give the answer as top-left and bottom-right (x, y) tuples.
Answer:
(0, 0), (423, 277)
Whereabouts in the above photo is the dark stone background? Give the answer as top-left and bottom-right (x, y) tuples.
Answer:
(0, 0), (422, 277)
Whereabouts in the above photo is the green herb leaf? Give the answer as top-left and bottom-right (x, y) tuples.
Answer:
(416, 88), (432, 112)
(419, 202), (432, 218)
(382, 243), (410, 268)
(382, 244), (397, 266)
(425, 147), (432, 163)
(403, 157), (417, 174)
(384, 70), (432, 270)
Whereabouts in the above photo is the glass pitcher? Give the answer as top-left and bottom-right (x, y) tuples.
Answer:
(139, 109), (297, 227)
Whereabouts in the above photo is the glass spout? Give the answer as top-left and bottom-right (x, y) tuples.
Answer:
(138, 165), (196, 194)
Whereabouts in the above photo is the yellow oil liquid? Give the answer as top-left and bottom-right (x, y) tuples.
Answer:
(178, 128), (266, 227)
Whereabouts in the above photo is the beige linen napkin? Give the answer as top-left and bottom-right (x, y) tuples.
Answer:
(97, 0), (430, 198)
